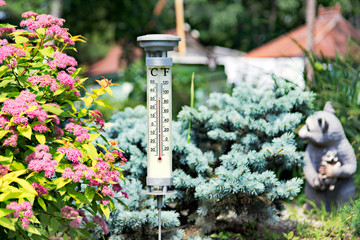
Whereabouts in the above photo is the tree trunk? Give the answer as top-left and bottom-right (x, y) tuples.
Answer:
(306, 0), (316, 85)
(50, 0), (63, 18)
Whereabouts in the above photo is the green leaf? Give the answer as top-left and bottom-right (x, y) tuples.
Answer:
(17, 125), (32, 140)
(109, 199), (115, 211)
(24, 224), (41, 235)
(0, 23), (16, 28)
(0, 190), (23, 201)
(78, 108), (87, 118)
(114, 197), (129, 209)
(7, 178), (37, 195)
(0, 208), (14, 218)
(94, 100), (114, 109)
(0, 216), (16, 231)
(0, 65), (8, 78)
(37, 197), (47, 211)
(85, 222), (97, 228)
(65, 100), (77, 112)
(89, 133), (101, 142)
(35, 28), (46, 36)
(53, 88), (64, 96)
(26, 145), (36, 151)
(14, 35), (29, 44)
(83, 96), (93, 107)
(0, 80), (13, 88)
(104, 86), (113, 96)
(39, 47), (54, 57)
(3, 169), (27, 179)
(63, 233), (69, 240)
(35, 133), (46, 145)
(85, 186), (95, 202)
(42, 104), (64, 115)
(100, 204), (110, 219)
(84, 142), (98, 160)
(0, 149), (13, 164)
(52, 177), (72, 190)
(31, 62), (43, 68)
(66, 187), (90, 204)
(26, 105), (39, 113)
(71, 67), (82, 77)
(0, 130), (9, 140)
(95, 143), (107, 152)
(41, 194), (55, 201)
(10, 161), (25, 170)
(53, 152), (66, 162)
(49, 217), (60, 233)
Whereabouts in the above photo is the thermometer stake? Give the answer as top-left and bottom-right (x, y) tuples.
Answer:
(137, 34), (180, 240)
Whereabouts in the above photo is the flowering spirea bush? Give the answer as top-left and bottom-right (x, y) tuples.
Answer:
(0, 2), (127, 239)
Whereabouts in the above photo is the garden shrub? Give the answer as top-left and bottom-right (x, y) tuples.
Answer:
(104, 77), (314, 239)
(0, 2), (127, 239)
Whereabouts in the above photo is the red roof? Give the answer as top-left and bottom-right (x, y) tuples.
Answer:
(86, 45), (123, 76)
(246, 5), (360, 58)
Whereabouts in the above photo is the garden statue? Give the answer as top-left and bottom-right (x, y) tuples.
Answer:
(299, 101), (357, 211)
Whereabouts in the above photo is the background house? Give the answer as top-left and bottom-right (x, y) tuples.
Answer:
(222, 4), (360, 90)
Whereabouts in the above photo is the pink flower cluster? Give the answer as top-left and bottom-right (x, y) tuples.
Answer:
(6, 201), (33, 228)
(0, 0), (5, 6)
(33, 124), (48, 133)
(101, 185), (114, 197)
(0, 44), (25, 64)
(0, 27), (15, 36)
(0, 164), (9, 177)
(0, 39), (7, 46)
(3, 133), (18, 147)
(1, 90), (52, 135)
(7, 58), (17, 68)
(57, 147), (82, 163)
(61, 205), (78, 218)
(77, 209), (88, 223)
(0, 115), (8, 128)
(64, 122), (90, 142)
(2, 90), (36, 126)
(27, 75), (59, 92)
(22, 11), (37, 18)
(26, 144), (58, 178)
(92, 110), (105, 127)
(48, 52), (77, 70)
(57, 71), (75, 89)
(112, 150), (128, 163)
(62, 159), (120, 198)
(93, 215), (109, 234)
(20, 13), (74, 45)
(31, 182), (48, 196)
(54, 125), (64, 138)
(27, 108), (48, 123)
(104, 153), (115, 162)
(109, 182), (129, 199)
(61, 206), (82, 228)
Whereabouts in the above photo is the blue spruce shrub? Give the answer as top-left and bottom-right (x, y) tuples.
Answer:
(104, 78), (314, 238)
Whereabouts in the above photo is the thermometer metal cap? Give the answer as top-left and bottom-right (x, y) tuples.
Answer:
(137, 34), (181, 52)
(137, 34), (181, 66)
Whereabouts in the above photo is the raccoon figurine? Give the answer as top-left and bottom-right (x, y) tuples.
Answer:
(319, 150), (341, 191)
(298, 102), (357, 211)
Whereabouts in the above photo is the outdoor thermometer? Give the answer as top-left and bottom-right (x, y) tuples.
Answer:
(137, 34), (180, 240)
(137, 34), (180, 190)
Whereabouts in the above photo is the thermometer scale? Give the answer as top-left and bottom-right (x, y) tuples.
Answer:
(137, 34), (180, 240)
(147, 67), (171, 163)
